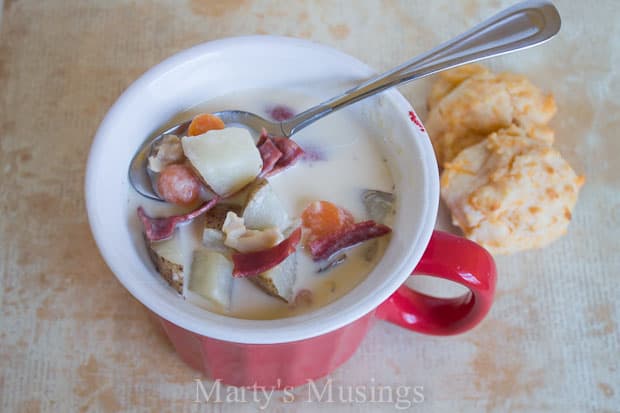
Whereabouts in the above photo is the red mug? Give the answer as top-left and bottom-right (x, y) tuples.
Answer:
(157, 230), (495, 388)
(85, 36), (497, 390)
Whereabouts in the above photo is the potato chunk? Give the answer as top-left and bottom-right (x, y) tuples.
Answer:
(189, 250), (233, 308)
(182, 127), (262, 196)
(250, 252), (297, 302)
(204, 203), (242, 231)
(242, 179), (290, 231)
(201, 229), (228, 253)
(147, 235), (184, 294)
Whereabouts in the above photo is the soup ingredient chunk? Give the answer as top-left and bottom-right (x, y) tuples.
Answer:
(182, 127), (262, 196)
(204, 203), (242, 230)
(362, 189), (394, 223)
(242, 179), (290, 232)
(440, 126), (584, 254)
(232, 227), (301, 277)
(187, 113), (225, 136)
(202, 204), (242, 252)
(250, 252), (297, 302)
(268, 136), (305, 176)
(257, 131), (305, 177)
(308, 220), (392, 261)
(148, 134), (185, 173)
(302, 200), (392, 261)
(147, 234), (185, 294)
(257, 137), (282, 176)
(189, 249), (233, 308)
(157, 164), (202, 205)
(202, 229), (227, 252)
(222, 211), (284, 253)
(138, 197), (219, 242)
(301, 200), (355, 244)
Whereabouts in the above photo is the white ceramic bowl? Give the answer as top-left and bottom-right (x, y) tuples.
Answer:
(85, 35), (438, 344)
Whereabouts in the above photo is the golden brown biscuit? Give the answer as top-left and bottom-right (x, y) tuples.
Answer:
(426, 65), (557, 166)
(440, 126), (584, 254)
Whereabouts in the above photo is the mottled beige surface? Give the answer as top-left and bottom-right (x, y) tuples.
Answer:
(0, 1), (618, 412)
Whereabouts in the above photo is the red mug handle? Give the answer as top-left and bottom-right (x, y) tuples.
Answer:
(376, 230), (496, 335)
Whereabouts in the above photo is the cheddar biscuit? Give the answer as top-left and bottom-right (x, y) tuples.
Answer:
(440, 126), (584, 254)
(426, 65), (557, 166)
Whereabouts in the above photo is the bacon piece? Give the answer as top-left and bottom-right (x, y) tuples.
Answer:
(137, 197), (219, 242)
(308, 220), (392, 261)
(266, 137), (305, 177)
(257, 128), (269, 147)
(271, 137), (304, 165)
(257, 137), (283, 177)
(256, 130), (305, 177)
(232, 227), (302, 277)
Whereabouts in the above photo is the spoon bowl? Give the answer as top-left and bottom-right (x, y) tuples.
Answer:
(129, 110), (284, 201)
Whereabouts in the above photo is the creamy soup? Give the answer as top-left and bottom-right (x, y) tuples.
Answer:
(130, 88), (395, 319)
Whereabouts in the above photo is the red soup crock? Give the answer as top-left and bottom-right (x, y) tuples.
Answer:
(86, 36), (496, 389)
(158, 231), (495, 388)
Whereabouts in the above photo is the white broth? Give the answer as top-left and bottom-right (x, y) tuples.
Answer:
(130, 88), (395, 320)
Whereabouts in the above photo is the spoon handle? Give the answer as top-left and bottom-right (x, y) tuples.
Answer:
(280, 0), (561, 137)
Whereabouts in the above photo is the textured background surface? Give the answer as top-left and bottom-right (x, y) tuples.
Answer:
(0, 1), (618, 412)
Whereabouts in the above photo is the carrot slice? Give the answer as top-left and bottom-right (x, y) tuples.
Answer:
(157, 164), (202, 205)
(301, 201), (355, 244)
(187, 113), (225, 136)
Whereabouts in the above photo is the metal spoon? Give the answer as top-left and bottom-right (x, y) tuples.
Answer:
(129, 0), (560, 201)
